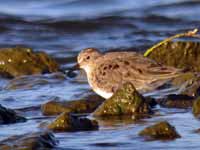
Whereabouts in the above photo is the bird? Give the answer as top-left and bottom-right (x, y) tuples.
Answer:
(76, 48), (182, 99)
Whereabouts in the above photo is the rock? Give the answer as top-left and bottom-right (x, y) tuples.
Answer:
(145, 97), (157, 108)
(0, 47), (59, 78)
(192, 97), (200, 118)
(139, 121), (181, 140)
(41, 95), (105, 116)
(0, 104), (26, 124)
(147, 41), (200, 72)
(157, 94), (194, 109)
(0, 131), (57, 150)
(93, 82), (152, 117)
(47, 112), (98, 132)
(5, 72), (66, 90)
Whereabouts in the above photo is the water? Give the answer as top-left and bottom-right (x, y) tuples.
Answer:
(0, 0), (200, 149)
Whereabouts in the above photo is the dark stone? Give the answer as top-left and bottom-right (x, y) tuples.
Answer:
(0, 104), (26, 124)
(0, 47), (59, 78)
(145, 97), (157, 108)
(41, 95), (105, 116)
(192, 97), (200, 118)
(93, 82), (152, 117)
(139, 121), (181, 140)
(157, 94), (194, 109)
(47, 112), (98, 132)
(0, 131), (57, 150)
(147, 41), (200, 72)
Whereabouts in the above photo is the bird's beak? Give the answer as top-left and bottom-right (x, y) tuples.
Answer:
(66, 63), (80, 78)
(71, 63), (80, 71)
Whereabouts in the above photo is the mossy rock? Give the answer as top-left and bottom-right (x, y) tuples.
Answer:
(192, 97), (200, 118)
(0, 47), (59, 78)
(93, 82), (152, 117)
(139, 121), (181, 140)
(147, 41), (200, 72)
(157, 94), (194, 109)
(41, 95), (105, 116)
(0, 131), (57, 150)
(47, 112), (98, 132)
(0, 104), (26, 124)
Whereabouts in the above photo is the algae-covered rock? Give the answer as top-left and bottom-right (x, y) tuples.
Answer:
(192, 97), (200, 118)
(41, 95), (104, 116)
(93, 82), (152, 117)
(47, 112), (98, 132)
(0, 47), (59, 78)
(147, 41), (200, 72)
(0, 104), (26, 124)
(0, 131), (57, 150)
(139, 121), (181, 140)
(158, 94), (194, 109)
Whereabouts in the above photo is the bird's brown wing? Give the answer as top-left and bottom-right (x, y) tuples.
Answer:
(91, 52), (181, 93)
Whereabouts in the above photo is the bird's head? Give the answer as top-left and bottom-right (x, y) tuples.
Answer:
(77, 48), (102, 71)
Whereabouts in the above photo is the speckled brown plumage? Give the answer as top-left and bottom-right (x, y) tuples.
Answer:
(77, 48), (182, 98)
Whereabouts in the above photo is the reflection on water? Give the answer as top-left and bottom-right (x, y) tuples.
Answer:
(0, 0), (200, 149)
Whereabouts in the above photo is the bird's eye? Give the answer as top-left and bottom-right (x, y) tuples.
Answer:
(86, 56), (90, 60)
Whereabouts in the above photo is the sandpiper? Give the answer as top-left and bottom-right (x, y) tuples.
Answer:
(76, 48), (182, 99)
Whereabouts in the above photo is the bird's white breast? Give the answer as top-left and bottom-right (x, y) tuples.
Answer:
(93, 88), (113, 99)
(83, 64), (113, 99)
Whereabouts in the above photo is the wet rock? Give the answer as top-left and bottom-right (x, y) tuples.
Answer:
(192, 97), (200, 118)
(93, 82), (152, 117)
(147, 41), (200, 72)
(0, 47), (59, 78)
(145, 97), (157, 108)
(41, 95), (105, 116)
(5, 72), (66, 90)
(0, 131), (57, 150)
(0, 104), (26, 124)
(47, 112), (98, 132)
(157, 94), (194, 109)
(139, 121), (181, 140)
